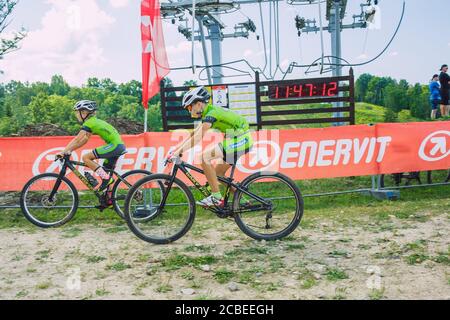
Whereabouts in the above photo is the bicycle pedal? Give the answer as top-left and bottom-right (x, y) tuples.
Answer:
(95, 205), (110, 212)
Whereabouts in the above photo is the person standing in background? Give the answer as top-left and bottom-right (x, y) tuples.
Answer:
(438, 65), (450, 117)
(429, 74), (441, 120)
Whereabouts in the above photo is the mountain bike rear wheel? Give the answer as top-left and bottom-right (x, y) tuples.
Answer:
(233, 172), (303, 241)
(20, 173), (78, 228)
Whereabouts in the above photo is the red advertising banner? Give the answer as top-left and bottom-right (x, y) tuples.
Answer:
(0, 122), (449, 191)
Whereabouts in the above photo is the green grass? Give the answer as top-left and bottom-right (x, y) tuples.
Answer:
(326, 268), (349, 281)
(95, 288), (110, 297)
(36, 282), (52, 290)
(213, 268), (235, 284)
(405, 253), (430, 265)
(183, 245), (213, 253)
(1, 182), (448, 233)
(107, 261), (131, 272)
(297, 270), (318, 289)
(160, 254), (218, 271)
(87, 256), (107, 264)
(15, 290), (29, 298)
(286, 243), (306, 251)
(61, 227), (83, 238)
(155, 284), (172, 293)
(433, 254), (450, 265)
(369, 288), (385, 300)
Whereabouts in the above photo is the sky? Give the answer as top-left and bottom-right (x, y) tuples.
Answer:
(1, 0), (450, 87)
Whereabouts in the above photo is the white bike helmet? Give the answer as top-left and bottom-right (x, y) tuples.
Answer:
(182, 86), (210, 109)
(73, 100), (98, 112)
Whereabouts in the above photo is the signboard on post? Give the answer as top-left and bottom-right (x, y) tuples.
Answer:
(228, 84), (257, 125)
(212, 85), (228, 107)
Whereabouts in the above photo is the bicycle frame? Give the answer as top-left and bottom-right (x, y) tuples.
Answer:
(162, 160), (271, 216)
(48, 155), (132, 203)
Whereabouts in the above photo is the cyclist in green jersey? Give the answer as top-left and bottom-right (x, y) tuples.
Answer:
(56, 100), (126, 193)
(169, 86), (253, 207)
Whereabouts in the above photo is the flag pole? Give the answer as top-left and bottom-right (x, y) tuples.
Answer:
(144, 108), (148, 133)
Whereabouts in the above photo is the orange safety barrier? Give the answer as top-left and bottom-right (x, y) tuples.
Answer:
(0, 122), (448, 192)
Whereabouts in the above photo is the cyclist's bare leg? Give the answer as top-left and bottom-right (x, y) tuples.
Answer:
(215, 163), (234, 193)
(201, 145), (224, 194)
(82, 152), (99, 172)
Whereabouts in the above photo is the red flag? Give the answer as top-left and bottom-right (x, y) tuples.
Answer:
(141, 0), (170, 109)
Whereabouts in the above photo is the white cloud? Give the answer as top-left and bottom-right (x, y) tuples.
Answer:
(109, 0), (131, 8)
(357, 53), (368, 60)
(1, 0), (115, 85)
(243, 49), (253, 58)
(166, 41), (192, 56)
(281, 59), (290, 69)
(390, 51), (399, 57)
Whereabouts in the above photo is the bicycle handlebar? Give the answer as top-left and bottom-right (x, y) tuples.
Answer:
(164, 153), (183, 167)
(55, 154), (71, 162)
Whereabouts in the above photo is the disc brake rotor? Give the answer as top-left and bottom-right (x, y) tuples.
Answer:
(41, 195), (57, 208)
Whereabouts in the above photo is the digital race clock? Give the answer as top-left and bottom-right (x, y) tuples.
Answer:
(268, 81), (339, 99)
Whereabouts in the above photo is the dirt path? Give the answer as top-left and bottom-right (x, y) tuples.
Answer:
(0, 213), (449, 300)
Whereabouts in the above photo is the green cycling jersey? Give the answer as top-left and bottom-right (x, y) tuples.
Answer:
(202, 104), (249, 137)
(81, 116), (123, 145)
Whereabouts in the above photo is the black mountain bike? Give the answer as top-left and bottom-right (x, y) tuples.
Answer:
(20, 154), (151, 228)
(124, 157), (304, 244)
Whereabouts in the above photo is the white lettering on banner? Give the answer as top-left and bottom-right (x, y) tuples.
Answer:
(299, 141), (317, 167)
(334, 139), (352, 165)
(366, 137), (377, 163)
(317, 140), (336, 167)
(278, 136), (392, 169)
(376, 137), (392, 162)
(418, 131), (450, 162)
(130, 147), (152, 172)
(280, 142), (300, 169)
(122, 147), (138, 172)
(354, 138), (370, 164)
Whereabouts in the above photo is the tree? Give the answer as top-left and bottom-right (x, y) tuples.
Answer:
(26, 93), (77, 132)
(86, 77), (118, 93)
(50, 75), (70, 96)
(86, 78), (102, 89)
(183, 80), (198, 87)
(383, 108), (398, 123)
(408, 84), (429, 120)
(366, 76), (396, 106)
(100, 78), (118, 93)
(118, 80), (142, 102)
(0, 1), (26, 67)
(355, 73), (374, 102)
(384, 83), (408, 112)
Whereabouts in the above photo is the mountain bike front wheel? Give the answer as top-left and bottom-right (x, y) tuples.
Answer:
(124, 174), (196, 244)
(233, 172), (304, 241)
(20, 173), (79, 228)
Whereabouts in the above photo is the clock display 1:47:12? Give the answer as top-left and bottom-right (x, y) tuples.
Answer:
(271, 82), (338, 99)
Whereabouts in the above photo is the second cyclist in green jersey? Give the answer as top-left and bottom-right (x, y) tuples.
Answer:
(170, 86), (253, 207)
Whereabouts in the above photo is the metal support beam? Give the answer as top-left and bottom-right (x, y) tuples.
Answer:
(208, 22), (223, 84)
(330, 0), (343, 125)
(197, 16), (213, 84)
